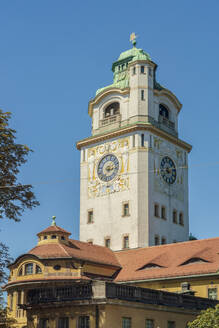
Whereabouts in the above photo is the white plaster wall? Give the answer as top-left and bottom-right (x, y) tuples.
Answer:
(147, 133), (189, 246)
(80, 134), (140, 250)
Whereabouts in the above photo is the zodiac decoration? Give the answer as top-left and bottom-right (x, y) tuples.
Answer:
(121, 140), (129, 173)
(87, 138), (130, 198)
(88, 150), (95, 181)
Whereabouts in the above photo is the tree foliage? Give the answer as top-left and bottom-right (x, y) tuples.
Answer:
(188, 305), (219, 328)
(0, 109), (39, 326)
(0, 244), (16, 327)
(0, 243), (11, 286)
(0, 307), (17, 328)
(189, 233), (198, 240)
(0, 110), (39, 221)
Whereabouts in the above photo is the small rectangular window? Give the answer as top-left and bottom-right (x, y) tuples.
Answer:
(78, 316), (90, 328)
(161, 206), (166, 219)
(154, 204), (159, 217)
(123, 202), (129, 216)
(167, 321), (175, 328)
(141, 133), (144, 147)
(172, 210), (177, 224)
(208, 288), (217, 300)
(161, 237), (166, 245)
(123, 236), (129, 249)
(146, 319), (154, 328)
(140, 65), (145, 74)
(141, 90), (145, 100)
(87, 210), (93, 224)
(122, 317), (131, 328)
(132, 135), (135, 148)
(149, 135), (152, 148)
(181, 282), (190, 292)
(133, 67), (136, 75)
(154, 235), (159, 246)
(179, 212), (184, 225)
(58, 317), (69, 328)
(149, 67), (152, 76)
(105, 238), (111, 248)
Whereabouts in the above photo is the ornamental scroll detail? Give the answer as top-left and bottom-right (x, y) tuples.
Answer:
(87, 138), (130, 198)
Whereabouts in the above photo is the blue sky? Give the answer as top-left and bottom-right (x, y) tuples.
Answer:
(0, 0), (219, 260)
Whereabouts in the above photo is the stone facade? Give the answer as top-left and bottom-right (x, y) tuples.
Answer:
(77, 45), (192, 250)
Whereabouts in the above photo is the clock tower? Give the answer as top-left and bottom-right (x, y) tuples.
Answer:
(77, 36), (192, 251)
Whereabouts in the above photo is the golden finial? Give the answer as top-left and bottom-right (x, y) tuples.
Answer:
(130, 32), (138, 47)
(51, 215), (56, 226)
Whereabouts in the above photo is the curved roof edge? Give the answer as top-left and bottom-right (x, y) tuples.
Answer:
(154, 88), (182, 112)
(88, 88), (129, 117)
(8, 253), (40, 268)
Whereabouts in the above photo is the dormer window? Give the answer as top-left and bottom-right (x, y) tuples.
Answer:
(104, 102), (120, 118)
(18, 267), (23, 276)
(180, 257), (209, 266)
(138, 263), (163, 270)
(25, 263), (33, 275)
(159, 104), (169, 119)
(36, 265), (42, 274)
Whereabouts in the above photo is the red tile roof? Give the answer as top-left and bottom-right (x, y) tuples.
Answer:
(37, 225), (71, 236)
(28, 239), (121, 268)
(114, 237), (219, 282)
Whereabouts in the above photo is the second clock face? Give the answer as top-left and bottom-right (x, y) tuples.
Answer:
(160, 156), (176, 184)
(97, 154), (119, 182)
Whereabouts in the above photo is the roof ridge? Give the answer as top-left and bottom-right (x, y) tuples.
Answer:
(70, 238), (114, 250)
(114, 237), (219, 254)
(58, 243), (72, 257)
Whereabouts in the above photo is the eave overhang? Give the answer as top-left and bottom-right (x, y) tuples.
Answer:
(76, 123), (192, 153)
(3, 277), (89, 291)
(116, 272), (219, 284)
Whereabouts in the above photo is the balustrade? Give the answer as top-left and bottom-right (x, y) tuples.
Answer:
(106, 283), (218, 310)
(27, 284), (92, 305)
(25, 282), (218, 311)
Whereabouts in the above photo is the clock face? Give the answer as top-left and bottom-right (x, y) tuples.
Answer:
(97, 154), (119, 182)
(160, 156), (176, 184)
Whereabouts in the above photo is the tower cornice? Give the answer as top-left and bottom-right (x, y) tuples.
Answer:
(76, 122), (192, 152)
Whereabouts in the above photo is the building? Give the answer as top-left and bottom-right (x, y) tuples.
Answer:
(77, 35), (192, 250)
(4, 37), (219, 327)
(4, 219), (218, 328)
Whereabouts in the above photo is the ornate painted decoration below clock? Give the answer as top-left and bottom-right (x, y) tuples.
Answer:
(160, 156), (176, 185)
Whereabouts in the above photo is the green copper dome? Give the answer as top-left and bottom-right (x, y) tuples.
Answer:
(117, 46), (151, 62)
(96, 45), (152, 96)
